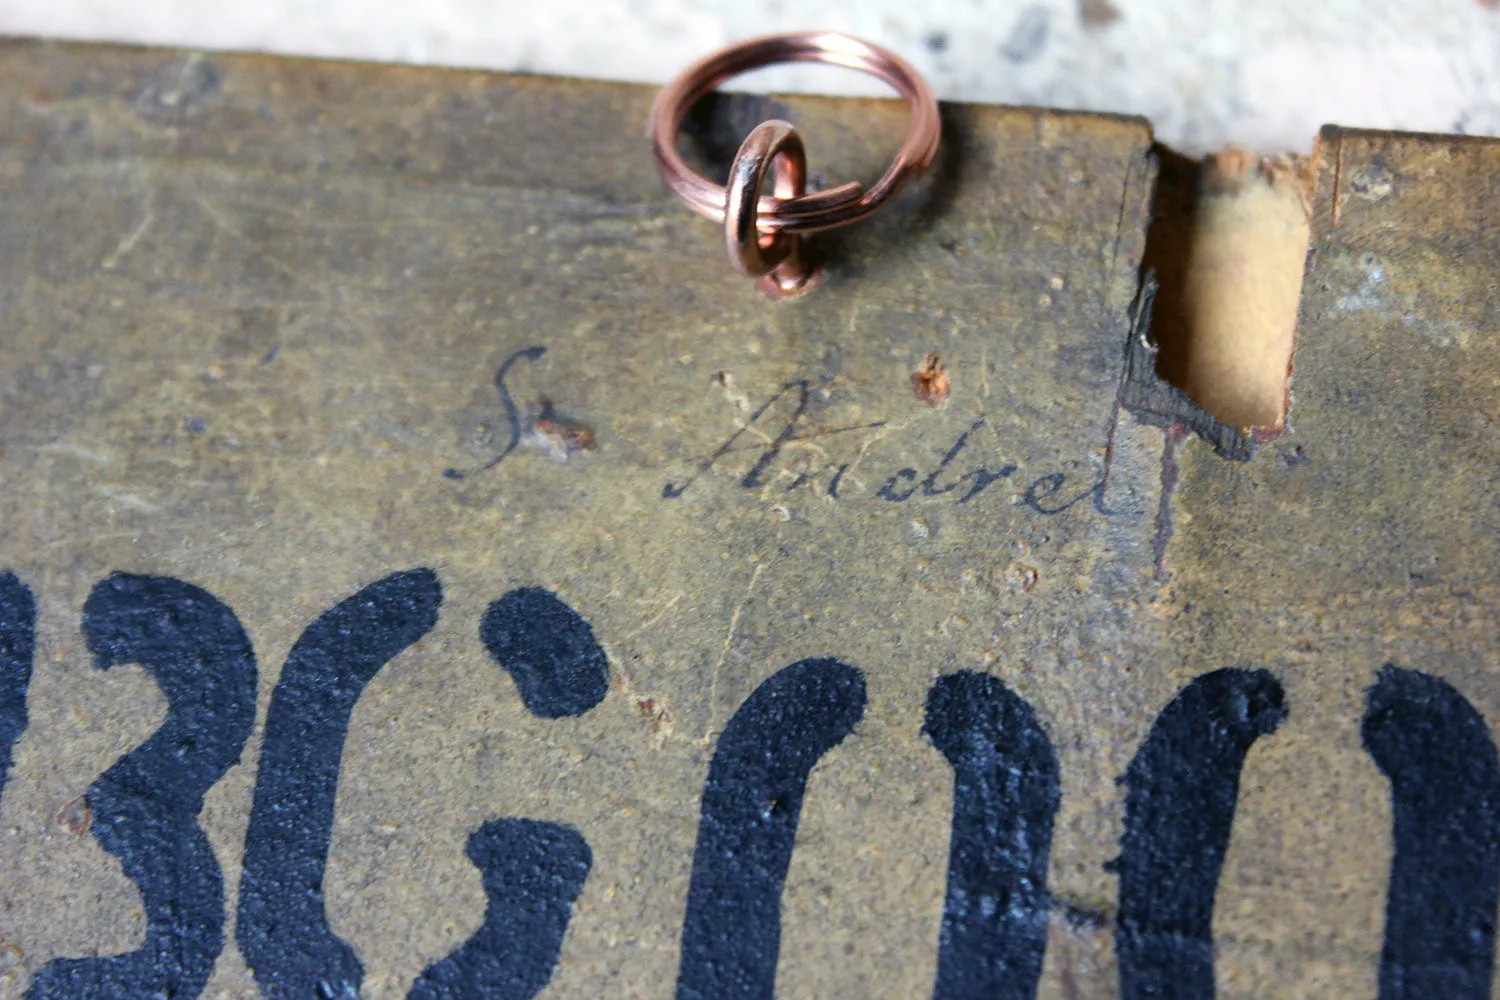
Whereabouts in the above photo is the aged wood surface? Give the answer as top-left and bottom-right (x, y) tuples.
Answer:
(0, 38), (1493, 1000)
(1164, 125), (1500, 997)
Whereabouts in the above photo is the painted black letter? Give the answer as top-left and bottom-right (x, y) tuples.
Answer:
(1363, 665), (1500, 1000)
(238, 569), (442, 1000)
(407, 820), (592, 1000)
(924, 671), (1060, 1000)
(0, 572), (35, 804)
(1114, 668), (1286, 1000)
(481, 588), (608, 718)
(28, 573), (256, 1000)
(407, 587), (607, 997)
(675, 658), (866, 1000)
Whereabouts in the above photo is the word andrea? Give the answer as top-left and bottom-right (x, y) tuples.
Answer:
(661, 378), (1112, 516)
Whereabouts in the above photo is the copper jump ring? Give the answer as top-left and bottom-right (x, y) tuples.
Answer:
(649, 32), (941, 299)
(724, 121), (808, 292)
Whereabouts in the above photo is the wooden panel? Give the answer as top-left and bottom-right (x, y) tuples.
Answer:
(0, 38), (1494, 1000)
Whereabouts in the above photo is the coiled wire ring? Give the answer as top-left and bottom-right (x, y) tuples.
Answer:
(649, 32), (941, 299)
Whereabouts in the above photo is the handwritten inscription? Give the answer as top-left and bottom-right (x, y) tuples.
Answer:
(662, 380), (1111, 515)
(444, 350), (1113, 516)
(444, 345), (548, 482)
(661, 379), (886, 501)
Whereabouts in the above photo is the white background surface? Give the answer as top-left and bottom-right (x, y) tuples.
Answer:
(1, 0), (1497, 153)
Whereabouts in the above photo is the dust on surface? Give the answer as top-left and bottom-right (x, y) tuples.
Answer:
(54, 796), (91, 838)
(1078, 0), (1122, 26)
(911, 353), (951, 407)
(526, 396), (596, 460)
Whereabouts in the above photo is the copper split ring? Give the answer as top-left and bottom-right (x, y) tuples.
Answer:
(650, 32), (941, 299)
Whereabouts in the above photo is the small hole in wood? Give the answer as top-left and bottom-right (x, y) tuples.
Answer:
(1141, 145), (1315, 432)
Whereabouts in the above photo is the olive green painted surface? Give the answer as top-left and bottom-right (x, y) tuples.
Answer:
(1164, 127), (1500, 996)
(0, 38), (1493, 1000)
